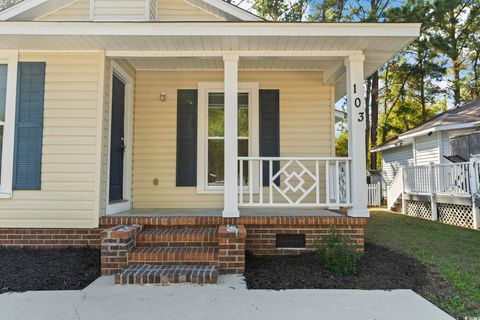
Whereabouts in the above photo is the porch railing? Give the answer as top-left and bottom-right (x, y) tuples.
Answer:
(403, 162), (473, 196)
(237, 157), (351, 207)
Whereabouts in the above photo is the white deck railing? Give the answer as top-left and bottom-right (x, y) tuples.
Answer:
(237, 157), (351, 207)
(403, 162), (472, 196)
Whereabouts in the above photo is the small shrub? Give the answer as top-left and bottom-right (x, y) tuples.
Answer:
(315, 227), (361, 276)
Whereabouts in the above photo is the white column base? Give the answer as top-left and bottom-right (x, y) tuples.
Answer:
(347, 207), (369, 217)
(222, 209), (240, 218)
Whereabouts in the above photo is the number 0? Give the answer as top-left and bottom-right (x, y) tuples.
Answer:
(354, 98), (361, 108)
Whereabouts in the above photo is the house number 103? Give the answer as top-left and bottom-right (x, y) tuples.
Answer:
(353, 84), (364, 123)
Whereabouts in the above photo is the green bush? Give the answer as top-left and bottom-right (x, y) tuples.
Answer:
(315, 227), (361, 276)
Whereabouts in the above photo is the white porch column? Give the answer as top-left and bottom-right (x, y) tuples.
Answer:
(345, 55), (369, 217)
(223, 55), (240, 217)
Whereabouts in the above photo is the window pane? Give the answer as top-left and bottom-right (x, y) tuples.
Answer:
(208, 93), (224, 137)
(238, 139), (249, 185)
(238, 93), (248, 137)
(0, 64), (7, 122)
(208, 139), (224, 186)
(208, 139), (249, 187)
(208, 92), (249, 137)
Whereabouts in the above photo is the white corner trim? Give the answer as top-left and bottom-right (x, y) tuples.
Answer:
(197, 82), (259, 194)
(0, 50), (18, 199)
(105, 60), (134, 215)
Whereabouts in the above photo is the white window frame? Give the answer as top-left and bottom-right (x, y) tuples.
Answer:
(197, 82), (259, 194)
(106, 61), (134, 215)
(0, 51), (18, 199)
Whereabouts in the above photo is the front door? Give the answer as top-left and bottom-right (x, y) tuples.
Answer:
(109, 74), (126, 202)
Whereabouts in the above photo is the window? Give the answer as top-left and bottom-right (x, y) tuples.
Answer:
(207, 92), (249, 187)
(198, 82), (259, 193)
(0, 52), (18, 198)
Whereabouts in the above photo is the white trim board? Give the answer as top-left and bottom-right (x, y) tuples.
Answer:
(0, 51), (18, 199)
(0, 22), (422, 37)
(105, 60), (134, 215)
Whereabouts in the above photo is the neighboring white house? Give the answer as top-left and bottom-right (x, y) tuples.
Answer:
(372, 99), (480, 230)
(372, 99), (480, 186)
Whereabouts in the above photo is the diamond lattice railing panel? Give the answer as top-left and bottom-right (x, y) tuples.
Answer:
(437, 203), (474, 229)
(406, 200), (431, 220)
(272, 160), (318, 205)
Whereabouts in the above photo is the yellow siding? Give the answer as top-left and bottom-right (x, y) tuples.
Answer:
(133, 70), (333, 209)
(0, 52), (104, 228)
(94, 0), (146, 20)
(37, 0), (224, 21)
(38, 0), (90, 21)
(156, 0), (223, 21)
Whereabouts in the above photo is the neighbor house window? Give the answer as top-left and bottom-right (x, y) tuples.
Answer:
(0, 52), (18, 198)
(198, 82), (259, 193)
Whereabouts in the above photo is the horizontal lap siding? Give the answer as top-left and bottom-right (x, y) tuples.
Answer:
(0, 52), (103, 228)
(38, 0), (90, 21)
(381, 145), (413, 185)
(94, 0), (146, 20)
(156, 0), (222, 21)
(133, 70), (332, 209)
(415, 134), (439, 166)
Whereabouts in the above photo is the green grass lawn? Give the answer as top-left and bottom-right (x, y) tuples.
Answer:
(366, 210), (480, 319)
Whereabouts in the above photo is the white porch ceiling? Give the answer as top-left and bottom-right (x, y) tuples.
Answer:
(0, 22), (421, 100)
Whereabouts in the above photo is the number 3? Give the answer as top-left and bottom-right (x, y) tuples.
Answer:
(358, 112), (365, 122)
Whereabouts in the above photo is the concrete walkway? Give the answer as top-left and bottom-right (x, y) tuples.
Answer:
(0, 275), (453, 320)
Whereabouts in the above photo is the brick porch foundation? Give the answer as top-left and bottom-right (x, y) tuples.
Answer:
(0, 228), (101, 248)
(0, 215), (366, 277)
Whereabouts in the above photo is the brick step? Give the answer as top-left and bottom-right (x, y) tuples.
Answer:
(136, 228), (218, 247)
(115, 264), (219, 285)
(128, 247), (219, 265)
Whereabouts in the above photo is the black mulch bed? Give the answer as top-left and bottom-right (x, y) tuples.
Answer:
(245, 242), (450, 294)
(0, 247), (100, 293)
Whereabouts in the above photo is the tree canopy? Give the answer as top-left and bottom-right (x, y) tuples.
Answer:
(239, 0), (479, 166)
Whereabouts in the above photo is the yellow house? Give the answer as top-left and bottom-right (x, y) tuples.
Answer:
(0, 0), (420, 283)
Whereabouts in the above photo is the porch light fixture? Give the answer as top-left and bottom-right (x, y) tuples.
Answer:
(160, 92), (167, 102)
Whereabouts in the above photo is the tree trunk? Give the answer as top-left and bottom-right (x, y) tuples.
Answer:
(365, 77), (371, 166)
(453, 58), (461, 107)
(370, 71), (379, 170)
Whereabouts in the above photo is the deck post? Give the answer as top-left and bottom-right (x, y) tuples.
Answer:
(468, 159), (480, 228)
(401, 167), (406, 214)
(429, 162), (438, 220)
(345, 54), (368, 217)
(222, 55), (240, 217)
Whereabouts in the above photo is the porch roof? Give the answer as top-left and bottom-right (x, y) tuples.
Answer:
(0, 21), (421, 100)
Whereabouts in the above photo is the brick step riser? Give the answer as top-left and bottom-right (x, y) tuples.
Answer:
(127, 261), (219, 266)
(115, 265), (219, 285)
(136, 241), (218, 248)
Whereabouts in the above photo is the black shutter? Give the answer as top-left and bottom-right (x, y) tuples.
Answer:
(13, 62), (46, 190)
(259, 90), (280, 186)
(176, 89), (198, 186)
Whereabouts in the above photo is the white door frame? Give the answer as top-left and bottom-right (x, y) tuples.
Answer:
(106, 61), (134, 215)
